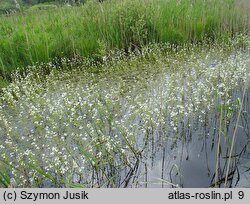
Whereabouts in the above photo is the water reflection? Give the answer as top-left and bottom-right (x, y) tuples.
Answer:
(134, 89), (250, 188)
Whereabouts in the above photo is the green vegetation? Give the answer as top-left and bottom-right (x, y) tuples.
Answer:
(0, 0), (249, 79)
(0, 0), (87, 13)
(0, 0), (17, 14)
(0, 43), (249, 187)
(0, 0), (250, 188)
(0, 0), (85, 15)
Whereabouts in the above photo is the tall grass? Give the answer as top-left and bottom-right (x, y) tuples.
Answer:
(0, 0), (249, 78)
(0, 0), (17, 14)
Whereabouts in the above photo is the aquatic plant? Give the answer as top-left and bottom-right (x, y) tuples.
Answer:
(0, 42), (249, 187)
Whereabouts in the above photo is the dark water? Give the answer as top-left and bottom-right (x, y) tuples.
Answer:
(132, 88), (250, 188)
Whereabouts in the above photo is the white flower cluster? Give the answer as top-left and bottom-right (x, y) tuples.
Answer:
(0, 42), (249, 187)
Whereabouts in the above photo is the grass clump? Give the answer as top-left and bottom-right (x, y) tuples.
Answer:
(0, 0), (249, 78)
(0, 0), (18, 14)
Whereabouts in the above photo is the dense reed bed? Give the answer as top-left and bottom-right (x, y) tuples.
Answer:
(0, 0), (249, 78)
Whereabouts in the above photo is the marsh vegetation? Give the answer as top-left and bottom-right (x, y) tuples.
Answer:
(0, 0), (250, 188)
(0, 42), (250, 187)
(0, 0), (249, 78)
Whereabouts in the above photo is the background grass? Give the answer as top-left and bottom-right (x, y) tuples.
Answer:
(0, 0), (81, 13)
(0, 0), (249, 79)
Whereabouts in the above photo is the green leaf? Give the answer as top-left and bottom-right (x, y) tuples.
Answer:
(29, 163), (56, 183)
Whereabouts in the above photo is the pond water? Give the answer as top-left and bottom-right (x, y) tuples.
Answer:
(136, 89), (250, 188)
(0, 46), (249, 188)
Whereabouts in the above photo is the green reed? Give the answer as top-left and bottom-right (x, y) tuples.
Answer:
(0, 0), (249, 79)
